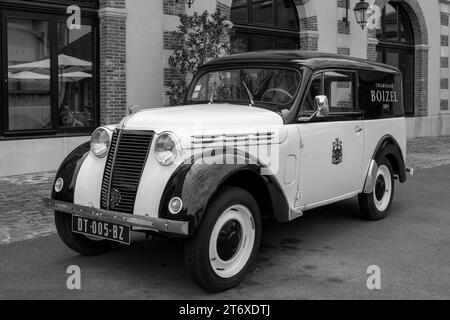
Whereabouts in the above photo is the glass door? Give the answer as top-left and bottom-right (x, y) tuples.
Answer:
(4, 15), (53, 132)
(1, 11), (99, 137)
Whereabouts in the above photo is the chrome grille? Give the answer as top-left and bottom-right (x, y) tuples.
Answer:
(100, 130), (154, 214)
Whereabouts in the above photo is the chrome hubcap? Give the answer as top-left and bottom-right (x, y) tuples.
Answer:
(373, 165), (392, 212)
(209, 205), (255, 278)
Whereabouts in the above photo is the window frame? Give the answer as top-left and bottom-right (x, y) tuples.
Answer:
(377, 3), (414, 45)
(376, 3), (415, 116)
(0, 10), (99, 139)
(297, 68), (361, 122)
(231, 0), (301, 52)
(186, 65), (303, 110)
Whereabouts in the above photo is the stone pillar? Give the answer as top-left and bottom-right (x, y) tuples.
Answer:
(98, 0), (127, 125)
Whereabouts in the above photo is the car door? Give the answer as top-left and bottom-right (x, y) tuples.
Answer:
(295, 70), (364, 209)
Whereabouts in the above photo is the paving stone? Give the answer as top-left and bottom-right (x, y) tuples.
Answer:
(0, 137), (449, 245)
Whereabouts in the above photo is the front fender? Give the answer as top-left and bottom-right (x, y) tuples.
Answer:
(52, 142), (91, 203)
(159, 150), (289, 235)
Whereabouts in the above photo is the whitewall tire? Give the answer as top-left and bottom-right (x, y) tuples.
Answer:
(358, 158), (395, 221)
(185, 187), (261, 293)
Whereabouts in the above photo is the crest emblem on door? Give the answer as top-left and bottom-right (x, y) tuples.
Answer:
(332, 138), (343, 165)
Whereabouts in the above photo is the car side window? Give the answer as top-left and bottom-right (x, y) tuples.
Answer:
(301, 73), (322, 114)
(323, 71), (356, 113)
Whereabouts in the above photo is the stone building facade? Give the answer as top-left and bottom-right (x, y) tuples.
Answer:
(0, 0), (448, 176)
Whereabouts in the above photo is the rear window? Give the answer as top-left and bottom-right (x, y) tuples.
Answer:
(358, 70), (404, 118)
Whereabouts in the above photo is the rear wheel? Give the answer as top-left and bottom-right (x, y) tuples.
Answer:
(55, 212), (120, 256)
(185, 187), (261, 293)
(358, 158), (395, 221)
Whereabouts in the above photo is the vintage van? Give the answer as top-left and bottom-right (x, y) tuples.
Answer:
(44, 51), (412, 292)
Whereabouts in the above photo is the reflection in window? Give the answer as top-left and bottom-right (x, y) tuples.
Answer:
(230, 0), (248, 22)
(377, 3), (414, 44)
(230, 0), (300, 52)
(301, 74), (322, 113)
(7, 19), (51, 131)
(252, 0), (274, 25)
(384, 4), (398, 42)
(323, 72), (355, 113)
(277, 0), (298, 30)
(231, 0), (299, 31)
(376, 2), (414, 115)
(190, 68), (301, 108)
(58, 23), (95, 128)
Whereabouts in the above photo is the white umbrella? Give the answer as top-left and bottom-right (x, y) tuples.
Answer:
(9, 71), (50, 80)
(60, 71), (92, 82)
(8, 54), (92, 72)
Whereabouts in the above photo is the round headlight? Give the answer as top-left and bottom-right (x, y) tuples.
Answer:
(155, 132), (180, 166)
(91, 128), (110, 158)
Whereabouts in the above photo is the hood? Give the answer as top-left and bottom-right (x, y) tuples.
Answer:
(120, 104), (284, 133)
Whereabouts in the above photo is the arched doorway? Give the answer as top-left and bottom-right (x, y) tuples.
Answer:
(230, 0), (300, 52)
(376, 2), (415, 115)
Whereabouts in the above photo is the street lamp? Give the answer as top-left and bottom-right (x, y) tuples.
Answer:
(353, 0), (370, 29)
(185, 0), (195, 9)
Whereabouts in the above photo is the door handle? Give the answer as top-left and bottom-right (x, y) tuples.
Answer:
(355, 126), (363, 133)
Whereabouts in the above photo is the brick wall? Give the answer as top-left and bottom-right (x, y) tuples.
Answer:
(441, 5), (449, 113)
(300, 32), (318, 51)
(337, 47), (350, 55)
(217, 0), (231, 20)
(337, 20), (350, 35)
(163, 0), (185, 16)
(441, 57), (449, 69)
(415, 47), (429, 116)
(442, 12), (449, 27)
(99, 0), (127, 125)
(163, 0), (187, 106)
(367, 43), (378, 62)
(299, 16), (318, 31)
(441, 99), (449, 111)
(441, 35), (449, 47)
(337, 0), (350, 35)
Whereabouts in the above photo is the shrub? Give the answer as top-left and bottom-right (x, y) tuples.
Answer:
(166, 10), (237, 106)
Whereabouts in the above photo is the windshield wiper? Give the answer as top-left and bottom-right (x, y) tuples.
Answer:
(242, 81), (255, 107)
(209, 83), (216, 104)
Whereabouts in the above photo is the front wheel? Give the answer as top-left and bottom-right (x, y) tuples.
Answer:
(358, 158), (395, 221)
(185, 187), (262, 293)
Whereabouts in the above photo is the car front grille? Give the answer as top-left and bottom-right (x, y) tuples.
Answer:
(100, 130), (154, 214)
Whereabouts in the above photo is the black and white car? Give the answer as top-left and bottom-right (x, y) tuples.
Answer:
(44, 51), (412, 292)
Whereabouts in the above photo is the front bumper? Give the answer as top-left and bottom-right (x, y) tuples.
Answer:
(43, 198), (189, 236)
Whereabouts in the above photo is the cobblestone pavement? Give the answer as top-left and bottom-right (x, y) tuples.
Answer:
(0, 172), (55, 245)
(0, 137), (449, 245)
(406, 137), (450, 169)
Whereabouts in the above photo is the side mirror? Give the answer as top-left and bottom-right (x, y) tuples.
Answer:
(315, 95), (330, 117)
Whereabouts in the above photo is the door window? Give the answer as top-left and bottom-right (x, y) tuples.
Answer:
(323, 71), (356, 113)
(301, 74), (322, 114)
(301, 71), (357, 116)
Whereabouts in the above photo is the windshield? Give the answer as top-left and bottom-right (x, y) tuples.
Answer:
(188, 68), (302, 109)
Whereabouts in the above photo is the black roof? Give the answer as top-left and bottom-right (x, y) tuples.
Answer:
(202, 50), (400, 74)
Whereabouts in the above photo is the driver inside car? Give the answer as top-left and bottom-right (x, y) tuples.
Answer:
(261, 70), (296, 105)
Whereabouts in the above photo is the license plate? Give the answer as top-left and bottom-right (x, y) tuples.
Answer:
(72, 216), (130, 245)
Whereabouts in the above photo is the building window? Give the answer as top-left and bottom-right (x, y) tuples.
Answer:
(57, 23), (96, 128)
(231, 0), (300, 52)
(1, 10), (99, 137)
(376, 2), (415, 116)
